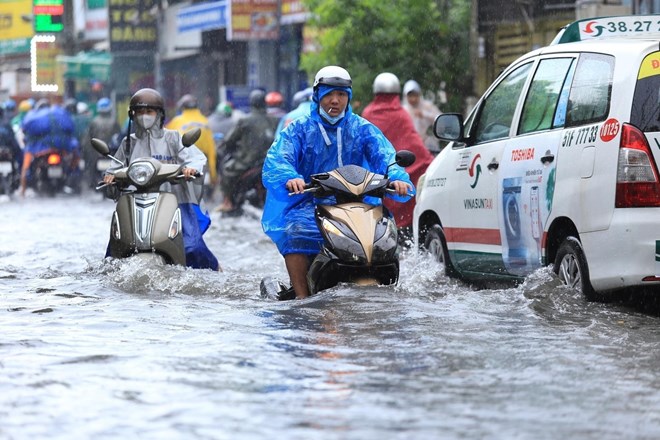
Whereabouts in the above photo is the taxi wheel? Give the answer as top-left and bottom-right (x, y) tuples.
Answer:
(424, 225), (457, 278)
(553, 237), (600, 301)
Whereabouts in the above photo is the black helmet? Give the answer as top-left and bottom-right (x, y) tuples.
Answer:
(177, 93), (198, 110)
(249, 89), (266, 109)
(128, 88), (165, 123)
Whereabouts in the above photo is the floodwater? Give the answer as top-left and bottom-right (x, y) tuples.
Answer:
(2, 193), (660, 439)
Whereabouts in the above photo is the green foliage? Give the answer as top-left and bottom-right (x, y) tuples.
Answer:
(301, 0), (472, 112)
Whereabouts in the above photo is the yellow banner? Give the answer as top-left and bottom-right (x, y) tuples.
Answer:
(0, 0), (35, 40)
(638, 51), (660, 80)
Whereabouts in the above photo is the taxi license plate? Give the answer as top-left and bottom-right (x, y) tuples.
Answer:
(48, 166), (63, 178)
(0, 161), (11, 175)
(96, 158), (113, 171)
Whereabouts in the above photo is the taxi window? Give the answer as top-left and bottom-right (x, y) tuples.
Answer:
(473, 62), (533, 144)
(631, 52), (660, 132)
(519, 58), (575, 135)
(565, 53), (614, 127)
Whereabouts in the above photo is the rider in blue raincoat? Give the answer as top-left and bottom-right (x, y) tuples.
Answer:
(19, 99), (81, 196)
(261, 65), (414, 299)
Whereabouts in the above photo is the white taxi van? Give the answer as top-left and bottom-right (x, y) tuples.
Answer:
(413, 15), (660, 300)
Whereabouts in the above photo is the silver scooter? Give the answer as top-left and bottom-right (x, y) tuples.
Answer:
(92, 129), (201, 265)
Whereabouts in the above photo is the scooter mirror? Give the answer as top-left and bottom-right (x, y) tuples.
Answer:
(395, 150), (416, 168)
(182, 128), (201, 147)
(91, 138), (110, 156)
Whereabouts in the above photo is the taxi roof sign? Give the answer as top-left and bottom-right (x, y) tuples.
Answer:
(552, 15), (660, 45)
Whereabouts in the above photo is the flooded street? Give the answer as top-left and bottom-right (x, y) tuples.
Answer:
(2, 193), (660, 439)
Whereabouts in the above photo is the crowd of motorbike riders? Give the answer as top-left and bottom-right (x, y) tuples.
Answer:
(1, 68), (443, 291)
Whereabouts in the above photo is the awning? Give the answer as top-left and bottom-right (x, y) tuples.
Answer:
(56, 51), (112, 81)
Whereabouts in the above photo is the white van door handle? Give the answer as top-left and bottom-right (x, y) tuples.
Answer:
(487, 159), (499, 170)
(541, 151), (555, 164)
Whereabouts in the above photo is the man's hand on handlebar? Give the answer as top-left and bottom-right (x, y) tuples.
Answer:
(389, 180), (412, 196)
(103, 173), (115, 185)
(286, 178), (307, 194)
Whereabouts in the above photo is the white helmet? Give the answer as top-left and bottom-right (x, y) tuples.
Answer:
(313, 65), (352, 90)
(373, 72), (401, 94)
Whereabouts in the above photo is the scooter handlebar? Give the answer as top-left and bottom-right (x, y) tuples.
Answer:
(288, 183), (315, 196)
(175, 171), (202, 181)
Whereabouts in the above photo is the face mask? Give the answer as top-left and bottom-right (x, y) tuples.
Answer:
(320, 107), (345, 125)
(137, 114), (157, 130)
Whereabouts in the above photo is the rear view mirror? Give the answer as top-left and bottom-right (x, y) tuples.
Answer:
(91, 138), (110, 156)
(395, 150), (416, 168)
(182, 128), (201, 147)
(433, 113), (464, 141)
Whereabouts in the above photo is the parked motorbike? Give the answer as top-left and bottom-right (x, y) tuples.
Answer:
(93, 128), (201, 265)
(260, 150), (416, 300)
(0, 144), (18, 196)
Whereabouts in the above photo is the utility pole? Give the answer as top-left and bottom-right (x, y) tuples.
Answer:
(62, 0), (76, 98)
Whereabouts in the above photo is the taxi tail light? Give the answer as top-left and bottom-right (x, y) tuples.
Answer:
(47, 153), (62, 166)
(615, 123), (660, 208)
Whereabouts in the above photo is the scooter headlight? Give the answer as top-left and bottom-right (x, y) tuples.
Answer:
(322, 218), (344, 237)
(321, 218), (366, 262)
(128, 161), (156, 186)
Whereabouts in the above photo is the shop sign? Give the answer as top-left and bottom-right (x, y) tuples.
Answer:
(109, 0), (157, 53)
(0, 0), (34, 54)
(228, 0), (278, 41)
(177, 0), (227, 33)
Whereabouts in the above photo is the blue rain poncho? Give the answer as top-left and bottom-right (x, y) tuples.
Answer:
(22, 105), (79, 155)
(261, 98), (414, 256)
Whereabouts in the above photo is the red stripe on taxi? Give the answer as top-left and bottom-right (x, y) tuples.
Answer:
(444, 228), (502, 245)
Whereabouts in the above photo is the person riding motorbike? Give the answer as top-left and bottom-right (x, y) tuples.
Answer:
(265, 91), (287, 120)
(402, 79), (443, 155)
(19, 99), (81, 196)
(102, 88), (219, 271)
(166, 94), (217, 189)
(216, 89), (277, 214)
(362, 72), (434, 243)
(82, 97), (121, 188)
(0, 106), (22, 170)
(261, 65), (414, 299)
(0, 105), (22, 195)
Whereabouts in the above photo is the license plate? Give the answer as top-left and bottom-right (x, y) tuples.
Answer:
(0, 161), (11, 175)
(96, 158), (113, 171)
(47, 166), (63, 178)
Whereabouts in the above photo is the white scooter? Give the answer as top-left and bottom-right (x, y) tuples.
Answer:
(93, 129), (201, 265)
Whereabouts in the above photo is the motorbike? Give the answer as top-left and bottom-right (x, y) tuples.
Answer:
(0, 144), (18, 196)
(260, 150), (416, 300)
(217, 140), (266, 215)
(92, 128), (201, 265)
(28, 149), (81, 196)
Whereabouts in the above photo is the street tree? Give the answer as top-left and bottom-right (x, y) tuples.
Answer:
(300, 0), (472, 113)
